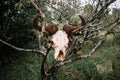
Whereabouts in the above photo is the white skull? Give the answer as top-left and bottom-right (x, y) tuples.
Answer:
(32, 14), (85, 61)
(51, 30), (69, 61)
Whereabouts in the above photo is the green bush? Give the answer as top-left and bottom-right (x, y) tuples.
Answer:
(112, 51), (120, 80)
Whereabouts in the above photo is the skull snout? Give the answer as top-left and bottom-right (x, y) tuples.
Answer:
(57, 50), (65, 61)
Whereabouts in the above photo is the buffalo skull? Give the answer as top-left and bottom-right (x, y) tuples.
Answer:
(32, 14), (85, 61)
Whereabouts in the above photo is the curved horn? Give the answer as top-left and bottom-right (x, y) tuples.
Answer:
(44, 24), (58, 35)
(63, 15), (86, 35)
(31, 0), (58, 35)
(32, 15), (58, 35)
(79, 15), (86, 26)
(32, 14), (42, 31)
(63, 24), (78, 35)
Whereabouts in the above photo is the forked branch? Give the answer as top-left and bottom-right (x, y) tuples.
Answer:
(44, 18), (120, 76)
(87, 0), (116, 23)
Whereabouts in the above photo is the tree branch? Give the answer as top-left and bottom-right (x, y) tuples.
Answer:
(30, 0), (46, 26)
(87, 0), (116, 23)
(44, 18), (120, 76)
(0, 39), (45, 56)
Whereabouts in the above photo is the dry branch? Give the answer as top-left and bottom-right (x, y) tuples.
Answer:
(44, 19), (120, 76)
(0, 39), (45, 56)
(30, 0), (46, 26)
(87, 0), (116, 23)
(1, 0), (118, 79)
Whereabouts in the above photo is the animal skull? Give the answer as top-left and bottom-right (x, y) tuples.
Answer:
(51, 30), (69, 61)
(32, 14), (85, 61)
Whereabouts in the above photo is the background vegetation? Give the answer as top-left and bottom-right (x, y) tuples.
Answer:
(0, 0), (120, 80)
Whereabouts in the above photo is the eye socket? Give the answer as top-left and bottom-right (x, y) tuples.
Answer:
(49, 40), (54, 45)
(49, 40), (58, 48)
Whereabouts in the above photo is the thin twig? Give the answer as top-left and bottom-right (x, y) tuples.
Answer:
(64, 38), (77, 60)
(87, 0), (116, 23)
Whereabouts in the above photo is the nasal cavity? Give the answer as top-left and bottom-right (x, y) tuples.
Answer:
(58, 50), (64, 60)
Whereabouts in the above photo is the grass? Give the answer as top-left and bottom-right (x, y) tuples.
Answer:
(0, 51), (42, 80)
(0, 34), (120, 80)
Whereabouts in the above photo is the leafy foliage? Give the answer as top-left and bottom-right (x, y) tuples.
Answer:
(0, 0), (120, 80)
